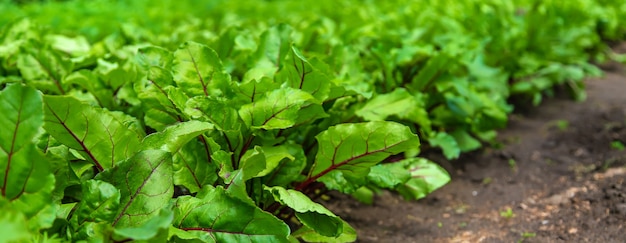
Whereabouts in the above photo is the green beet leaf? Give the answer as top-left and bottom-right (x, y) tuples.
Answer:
(366, 163), (412, 189)
(0, 84), (55, 220)
(0, 198), (33, 243)
(252, 24), (293, 70)
(263, 143), (307, 187)
(16, 47), (72, 95)
(428, 132), (460, 160)
(223, 145), (298, 202)
(224, 146), (268, 204)
(238, 87), (317, 130)
(172, 140), (218, 193)
(135, 46), (181, 130)
(46, 34), (90, 57)
(356, 88), (431, 131)
(395, 158), (450, 200)
(113, 208), (174, 242)
(291, 219), (357, 243)
(136, 45), (174, 71)
(136, 67), (181, 131)
(450, 129), (482, 153)
(72, 221), (114, 241)
(173, 41), (232, 97)
(173, 186), (290, 243)
(142, 120), (213, 153)
(71, 180), (120, 226)
(94, 58), (140, 93)
(299, 122), (419, 193)
(184, 97), (245, 154)
(265, 186), (342, 237)
(43, 95), (142, 171)
(235, 77), (280, 104)
(64, 70), (115, 109)
(409, 52), (450, 92)
(254, 145), (296, 178)
(276, 46), (332, 102)
(238, 146), (271, 181)
(95, 150), (173, 228)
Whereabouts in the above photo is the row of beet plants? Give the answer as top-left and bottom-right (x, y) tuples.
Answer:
(0, 19), (448, 242)
(2, 0), (625, 241)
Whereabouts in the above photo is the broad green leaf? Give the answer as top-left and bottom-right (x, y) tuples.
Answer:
(17, 48), (72, 95)
(356, 88), (415, 121)
(43, 95), (142, 171)
(64, 70), (114, 108)
(173, 41), (231, 97)
(47, 146), (81, 202)
(0, 18), (34, 47)
(450, 129), (482, 152)
(113, 208), (173, 242)
(185, 97), (245, 154)
(46, 34), (90, 57)
(235, 77), (280, 104)
(409, 52), (449, 91)
(0, 198), (33, 243)
(167, 86), (192, 115)
(169, 227), (213, 243)
(303, 122), (419, 193)
(350, 186), (375, 205)
(263, 144), (307, 187)
(265, 186), (342, 237)
(141, 64), (176, 90)
(367, 163), (411, 189)
(184, 97), (240, 132)
(238, 146), (270, 181)
(276, 46), (332, 102)
(173, 141), (218, 193)
(96, 150), (173, 228)
(356, 88), (431, 130)
(0, 84), (55, 219)
(314, 170), (364, 194)
(94, 59), (139, 92)
(292, 220), (357, 243)
(428, 132), (460, 159)
(238, 87), (316, 130)
(142, 120), (213, 153)
(224, 147), (268, 204)
(294, 103), (329, 127)
(212, 150), (234, 183)
(73, 221), (114, 242)
(255, 145), (295, 178)
(173, 186), (290, 243)
(71, 180), (120, 226)
(135, 46), (180, 130)
(136, 45), (174, 71)
(252, 24), (293, 70)
(395, 158), (450, 200)
(137, 72), (181, 131)
(444, 93), (475, 119)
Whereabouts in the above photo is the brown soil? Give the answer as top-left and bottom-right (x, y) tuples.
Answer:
(324, 65), (626, 242)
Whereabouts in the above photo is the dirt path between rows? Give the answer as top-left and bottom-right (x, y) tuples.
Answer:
(325, 64), (626, 242)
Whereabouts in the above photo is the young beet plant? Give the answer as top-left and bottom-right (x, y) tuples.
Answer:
(0, 40), (449, 242)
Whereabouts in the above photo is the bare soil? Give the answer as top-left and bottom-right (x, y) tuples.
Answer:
(324, 64), (626, 242)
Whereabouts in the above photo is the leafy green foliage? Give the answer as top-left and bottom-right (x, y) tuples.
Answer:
(43, 95), (143, 171)
(302, 122), (420, 193)
(0, 84), (56, 232)
(173, 186), (290, 243)
(0, 0), (623, 241)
